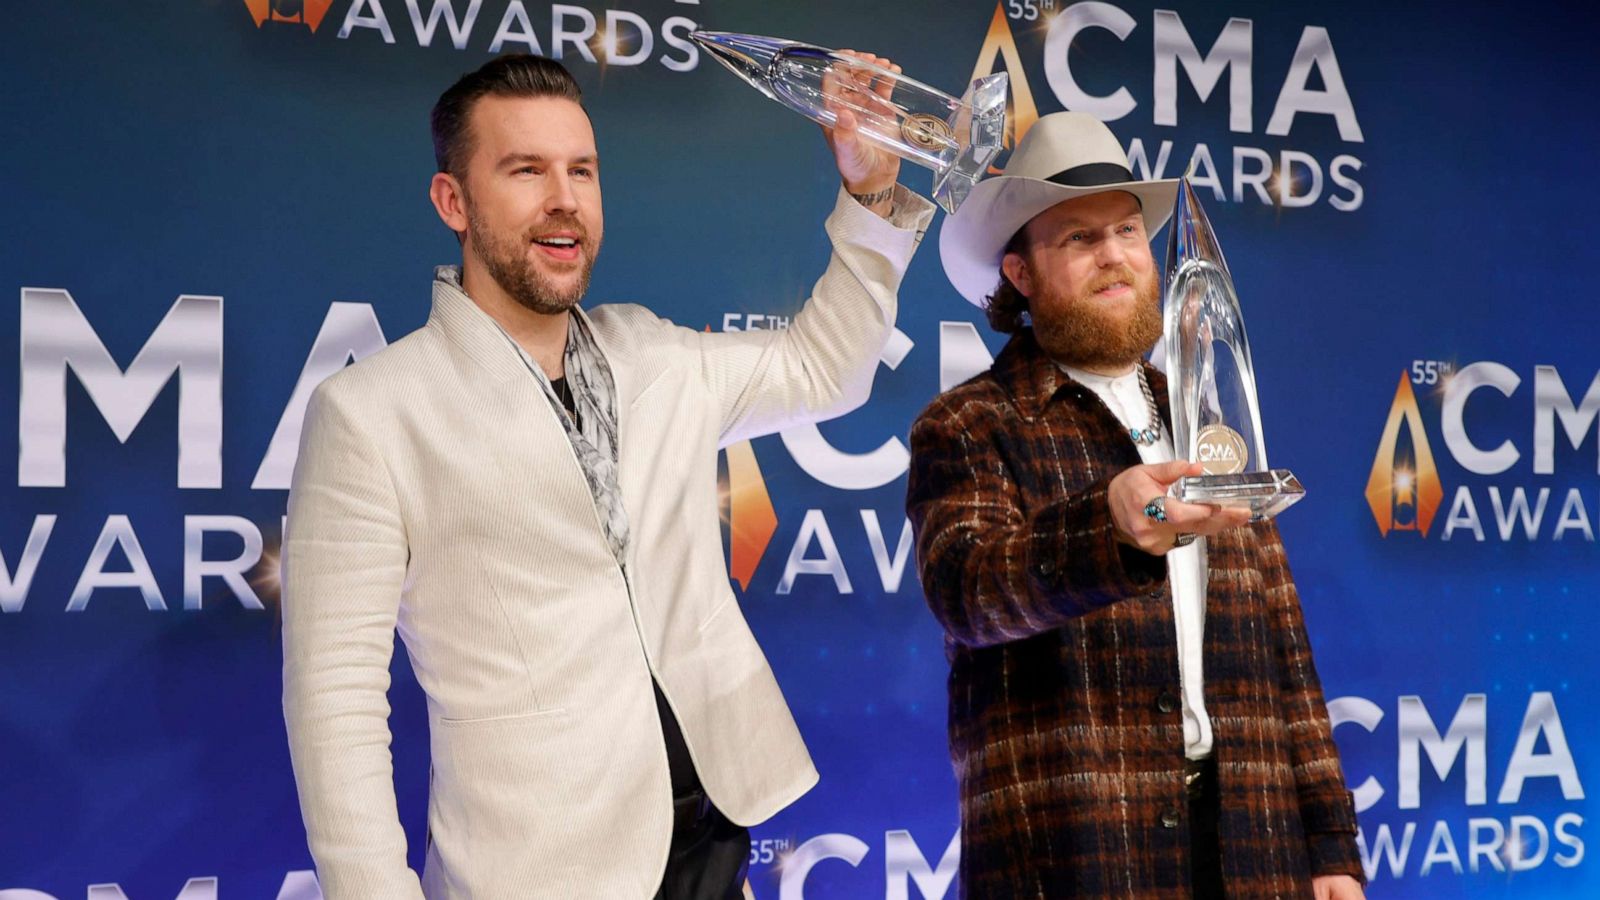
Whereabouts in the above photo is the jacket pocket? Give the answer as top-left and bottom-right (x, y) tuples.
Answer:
(627, 367), (674, 409)
(437, 706), (568, 727)
(696, 589), (737, 634)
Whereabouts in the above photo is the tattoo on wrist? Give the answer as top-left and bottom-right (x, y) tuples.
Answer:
(848, 185), (895, 208)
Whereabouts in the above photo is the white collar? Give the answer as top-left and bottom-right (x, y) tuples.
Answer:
(1057, 362), (1139, 390)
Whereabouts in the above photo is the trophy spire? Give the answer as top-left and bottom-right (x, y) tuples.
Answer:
(691, 31), (787, 102)
(690, 30), (1007, 213)
(1166, 177), (1231, 282)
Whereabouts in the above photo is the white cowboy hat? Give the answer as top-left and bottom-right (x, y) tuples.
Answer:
(940, 111), (1179, 306)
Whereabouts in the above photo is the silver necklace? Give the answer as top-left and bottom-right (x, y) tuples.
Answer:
(1130, 366), (1162, 446)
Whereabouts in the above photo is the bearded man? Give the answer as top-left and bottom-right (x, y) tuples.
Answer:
(906, 112), (1365, 900)
(282, 53), (933, 900)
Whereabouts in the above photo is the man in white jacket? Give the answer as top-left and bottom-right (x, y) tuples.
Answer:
(282, 53), (933, 899)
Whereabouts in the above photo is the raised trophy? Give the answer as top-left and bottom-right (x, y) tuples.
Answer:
(691, 31), (1007, 214)
(1163, 177), (1305, 518)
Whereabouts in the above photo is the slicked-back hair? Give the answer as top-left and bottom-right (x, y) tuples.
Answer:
(984, 229), (1032, 333)
(430, 54), (584, 179)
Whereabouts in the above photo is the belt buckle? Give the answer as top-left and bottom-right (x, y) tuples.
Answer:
(672, 790), (710, 834)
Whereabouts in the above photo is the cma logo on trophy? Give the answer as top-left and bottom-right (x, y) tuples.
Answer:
(1196, 424), (1248, 474)
(243, 0), (335, 32)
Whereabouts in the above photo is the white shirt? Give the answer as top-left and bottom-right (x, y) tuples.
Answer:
(1060, 363), (1214, 760)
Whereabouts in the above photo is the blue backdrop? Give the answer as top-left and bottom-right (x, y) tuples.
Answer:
(3, 1), (1597, 897)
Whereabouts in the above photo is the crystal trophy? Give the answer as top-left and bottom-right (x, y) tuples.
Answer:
(1163, 177), (1304, 518)
(691, 30), (1007, 214)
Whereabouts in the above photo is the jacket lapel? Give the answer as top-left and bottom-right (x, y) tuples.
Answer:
(426, 271), (532, 384)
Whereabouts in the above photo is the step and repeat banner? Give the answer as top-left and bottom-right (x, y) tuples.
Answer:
(3, 1), (1596, 897)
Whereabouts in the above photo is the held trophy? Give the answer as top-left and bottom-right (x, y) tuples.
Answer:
(690, 31), (1007, 214)
(1163, 177), (1305, 518)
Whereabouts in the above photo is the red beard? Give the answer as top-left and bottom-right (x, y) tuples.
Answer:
(1031, 266), (1163, 371)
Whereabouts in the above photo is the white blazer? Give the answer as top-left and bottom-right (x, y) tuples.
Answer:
(282, 188), (934, 899)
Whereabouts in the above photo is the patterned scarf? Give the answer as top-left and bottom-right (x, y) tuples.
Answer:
(435, 266), (630, 566)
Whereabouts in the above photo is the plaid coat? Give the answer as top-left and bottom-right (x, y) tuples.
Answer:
(907, 330), (1363, 899)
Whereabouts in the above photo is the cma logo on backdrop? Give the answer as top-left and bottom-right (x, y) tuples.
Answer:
(971, 2), (1366, 211)
(715, 319), (996, 600)
(0, 289), (990, 613)
(1366, 361), (1600, 543)
(243, 0), (335, 31)
(241, 0), (703, 70)
(1329, 691), (1586, 882)
(0, 872), (320, 900)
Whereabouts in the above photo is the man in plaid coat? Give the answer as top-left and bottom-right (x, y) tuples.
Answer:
(907, 112), (1366, 899)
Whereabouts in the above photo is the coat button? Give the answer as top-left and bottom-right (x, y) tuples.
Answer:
(1161, 809), (1181, 829)
(1157, 691), (1179, 713)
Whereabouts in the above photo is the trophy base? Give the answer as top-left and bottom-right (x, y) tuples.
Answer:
(1174, 469), (1305, 520)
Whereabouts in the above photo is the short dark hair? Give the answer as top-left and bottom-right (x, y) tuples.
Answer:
(984, 229), (1032, 333)
(430, 54), (584, 178)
